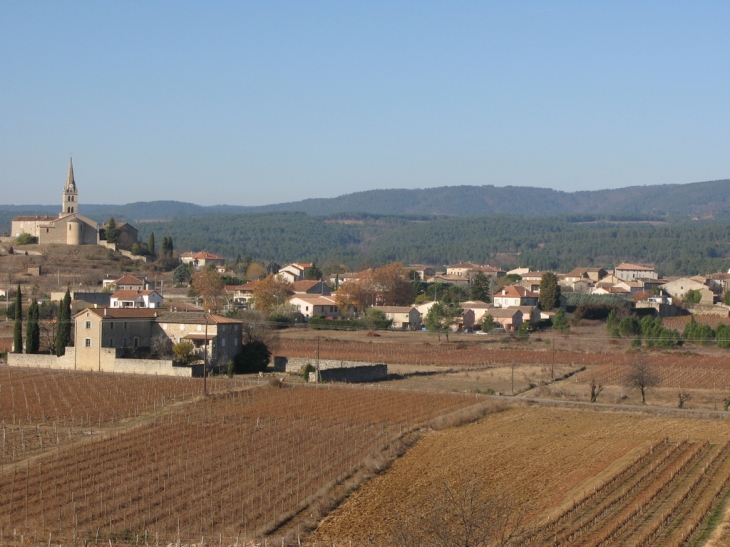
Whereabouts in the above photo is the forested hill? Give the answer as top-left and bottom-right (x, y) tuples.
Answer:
(240, 179), (730, 218)
(2, 178), (730, 223)
(134, 212), (730, 277)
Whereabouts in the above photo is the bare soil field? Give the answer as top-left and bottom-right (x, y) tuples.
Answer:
(310, 406), (730, 546)
(386, 362), (582, 395)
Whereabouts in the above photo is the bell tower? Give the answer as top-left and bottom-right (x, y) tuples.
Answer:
(61, 158), (78, 216)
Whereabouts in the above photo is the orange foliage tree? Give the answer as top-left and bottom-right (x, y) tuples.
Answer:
(336, 263), (415, 312)
(192, 268), (226, 313)
(252, 274), (292, 313)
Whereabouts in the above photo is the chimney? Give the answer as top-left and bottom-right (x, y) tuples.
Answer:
(104, 308), (107, 316)
(502, 289), (505, 296)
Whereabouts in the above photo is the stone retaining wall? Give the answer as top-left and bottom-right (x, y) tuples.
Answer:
(273, 356), (387, 383)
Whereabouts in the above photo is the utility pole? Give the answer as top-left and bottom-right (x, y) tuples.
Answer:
(315, 336), (320, 384)
(552, 337), (555, 381)
(203, 314), (209, 395)
(511, 362), (514, 396)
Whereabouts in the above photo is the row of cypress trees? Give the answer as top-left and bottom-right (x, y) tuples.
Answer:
(12, 285), (71, 356)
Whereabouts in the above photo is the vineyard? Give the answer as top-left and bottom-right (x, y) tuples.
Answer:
(311, 406), (730, 547)
(663, 315), (730, 331)
(278, 338), (730, 388)
(0, 366), (259, 466)
(576, 355), (730, 391)
(0, 376), (481, 545)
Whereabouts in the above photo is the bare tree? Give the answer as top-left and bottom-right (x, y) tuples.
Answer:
(387, 471), (528, 547)
(151, 334), (174, 359)
(230, 308), (279, 348)
(625, 357), (659, 404)
(677, 390), (691, 409)
(589, 379), (604, 403)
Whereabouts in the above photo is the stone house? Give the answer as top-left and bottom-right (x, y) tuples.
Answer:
(614, 263), (658, 282)
(73, 309), (242, 372)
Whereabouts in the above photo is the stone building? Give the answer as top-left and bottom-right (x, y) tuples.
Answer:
(73, 308), (243, 372)
(11, 159), (99, 245)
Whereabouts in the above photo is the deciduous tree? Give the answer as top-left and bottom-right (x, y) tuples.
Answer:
(192, 269), (226, 313)
(245, 262), (267, 280)
(625, 357), (659, 404)
(252, 274), (292, 314)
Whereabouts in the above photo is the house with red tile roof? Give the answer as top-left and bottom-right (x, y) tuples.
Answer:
(492, 286), (539, 308)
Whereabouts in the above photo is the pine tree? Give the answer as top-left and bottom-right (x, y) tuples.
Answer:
(552, 309), (570, 333)
(13, 285), (22, 353)
(55, 288), (72, 357)
(148, 232), (155, 257)
(25, 298), (40, 354)
(470, 272), (491, 302)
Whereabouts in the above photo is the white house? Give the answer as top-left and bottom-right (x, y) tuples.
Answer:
(614, 263), (658, 282)
(289, 294), (339, 319)
(180, 251), (226, 269)
(110, 289), (164, 309)
(278, 263), (312, 283)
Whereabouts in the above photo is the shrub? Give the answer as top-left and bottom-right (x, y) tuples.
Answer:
(301, 363), (316, 381)
(15, 233), (36, 245)
(232, 340), (271, 374)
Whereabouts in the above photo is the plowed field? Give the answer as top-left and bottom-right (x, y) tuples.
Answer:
(310, 407), (730, 546)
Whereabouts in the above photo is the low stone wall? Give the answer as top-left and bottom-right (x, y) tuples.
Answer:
(274, 356), (387, 383)
(8, 349), (76, 369)
(7, 349), (200, 377)
(308, 364), (388, 383)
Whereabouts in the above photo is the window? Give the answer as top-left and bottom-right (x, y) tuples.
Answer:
(133, 337), (139, 348)
(234, 338), (239, 346)
(221, 338), (226, 347)
(123, 322), (128, 329)
(84, 339), (92, 348)
(85, 321), (92, 329)
(123, 338), (128, 347)
(109, 322), (114, 330)
(109, 339), (114, 347)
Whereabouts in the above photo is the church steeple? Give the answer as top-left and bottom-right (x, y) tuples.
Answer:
(65, 158), (76, 191)
(61, 158), (78, 216)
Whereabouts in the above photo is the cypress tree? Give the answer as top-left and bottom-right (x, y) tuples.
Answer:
(470, 272), (491, 302)
(539, 272), (561, 311)
(25, 298), (40, 354)
(55, 288), (72, 356)
(13, 284), (22, 353)
(148, 232), (155, 257)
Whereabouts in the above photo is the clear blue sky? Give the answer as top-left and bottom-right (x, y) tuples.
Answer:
(2, 1), (730, 206)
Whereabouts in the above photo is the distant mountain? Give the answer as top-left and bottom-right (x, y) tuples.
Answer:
(2, 178), (730, 223)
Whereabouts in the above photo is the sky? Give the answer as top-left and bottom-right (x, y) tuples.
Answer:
(2, 1), (730, 206)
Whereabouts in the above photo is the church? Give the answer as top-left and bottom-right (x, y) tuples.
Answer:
(11, 159), (100, 245)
